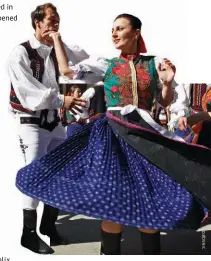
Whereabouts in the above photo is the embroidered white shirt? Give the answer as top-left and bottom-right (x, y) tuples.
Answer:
(168, 83), (211, 129)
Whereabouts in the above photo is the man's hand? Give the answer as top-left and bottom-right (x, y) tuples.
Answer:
(63, 96), (87, 114)
(77, 118), (87, 124)
(42, 31), (61, 45)
(48, 31), (61, 41)
(44, 31), (75, 79)
(178, 116), (187, 131)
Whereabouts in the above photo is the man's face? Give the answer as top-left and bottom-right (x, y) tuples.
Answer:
(35, 7), (60, 42)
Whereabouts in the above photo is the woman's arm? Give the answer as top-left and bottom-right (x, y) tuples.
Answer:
(155, 57), (176, 107)
(49, 32), (75, 78)
(49, 32), (108, 81)
(187, 111), (211, 126)
(158, 82), (173, 108)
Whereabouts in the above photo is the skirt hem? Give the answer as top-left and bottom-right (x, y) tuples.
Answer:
(16, 183), (201, 231)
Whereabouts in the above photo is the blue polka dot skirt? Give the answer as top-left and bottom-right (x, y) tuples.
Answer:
(16, 114), (205, 230)
(67, 123), (84, 137)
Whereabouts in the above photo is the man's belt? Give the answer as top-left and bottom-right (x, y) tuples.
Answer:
(20, 117), (40, 125)
(20, 117), (60, 132)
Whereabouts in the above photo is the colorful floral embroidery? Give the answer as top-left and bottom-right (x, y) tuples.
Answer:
(104, 55), (158, 110)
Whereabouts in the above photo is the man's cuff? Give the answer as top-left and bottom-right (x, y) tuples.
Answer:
(58, 94), (64, 108)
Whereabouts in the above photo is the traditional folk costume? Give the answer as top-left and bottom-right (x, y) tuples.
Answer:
(16, 55), (211, 222)
(169, 84), (211, 143)
(169, 83), (211, 225)
(169, 84), (211, 130)
(14, 35), (211, 254)
(8, 35), (105, 253)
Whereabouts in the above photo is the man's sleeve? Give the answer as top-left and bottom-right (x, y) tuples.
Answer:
(8, 45), (64, 111)
(168, 83), (191, 129)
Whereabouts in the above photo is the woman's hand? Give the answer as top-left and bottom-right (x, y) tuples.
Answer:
(157, 58), (176, 84)
(178, 116), (187, 131)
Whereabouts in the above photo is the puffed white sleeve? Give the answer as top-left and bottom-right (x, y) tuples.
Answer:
(168, 83), (191, 129)
(62, 43), (109, 81)
(69, 56), (109, 80)
(64, 44), (90, 63)
(8, 46), (64, 111)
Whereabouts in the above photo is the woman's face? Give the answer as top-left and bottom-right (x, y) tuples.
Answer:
(73, 88), (82, 98)
(112, 18), (139, 52)
(71, 88), (81, 98)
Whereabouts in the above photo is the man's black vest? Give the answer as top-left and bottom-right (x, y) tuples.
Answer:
(10, 40), (66, 131)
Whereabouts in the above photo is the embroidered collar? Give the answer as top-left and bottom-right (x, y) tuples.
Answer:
(120, 53), (141, 61)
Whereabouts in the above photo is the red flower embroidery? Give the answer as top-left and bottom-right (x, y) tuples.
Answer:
(111, 86), (119, 93)
(112, 63), (127, 75)
(136, 68), (150, 81)
(112, 67), (120, 75)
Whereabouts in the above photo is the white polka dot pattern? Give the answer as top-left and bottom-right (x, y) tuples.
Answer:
(16, 115), (205, 229)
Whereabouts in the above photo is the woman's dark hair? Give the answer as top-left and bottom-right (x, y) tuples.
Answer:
(114, 13), (142, 30)
(69, 85), (81, 94)
(31, 3), (59, 30)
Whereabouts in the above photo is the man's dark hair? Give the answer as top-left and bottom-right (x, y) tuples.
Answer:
(31, 3), (59, 30)
(114, 13), (142, 30)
